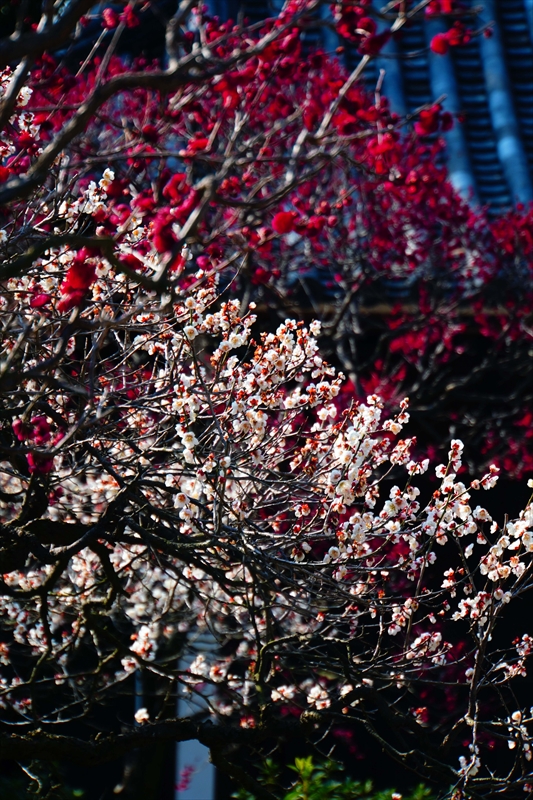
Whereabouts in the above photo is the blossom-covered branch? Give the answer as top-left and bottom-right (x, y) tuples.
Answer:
(2, 254), (533, 795)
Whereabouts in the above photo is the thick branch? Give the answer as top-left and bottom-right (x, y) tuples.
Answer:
(0, 0), (96, 69)
(0, 717), (302, 766)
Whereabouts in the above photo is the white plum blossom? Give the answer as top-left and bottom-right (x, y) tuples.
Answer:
(134, 707), (150, 724)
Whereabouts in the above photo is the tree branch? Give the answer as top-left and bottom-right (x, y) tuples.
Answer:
(0, 0), (96, 69)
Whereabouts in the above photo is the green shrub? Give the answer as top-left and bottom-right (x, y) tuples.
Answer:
(232, 756), (435, 800)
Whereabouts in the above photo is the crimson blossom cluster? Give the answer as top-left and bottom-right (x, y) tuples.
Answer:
(2, 0), (533, 480)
